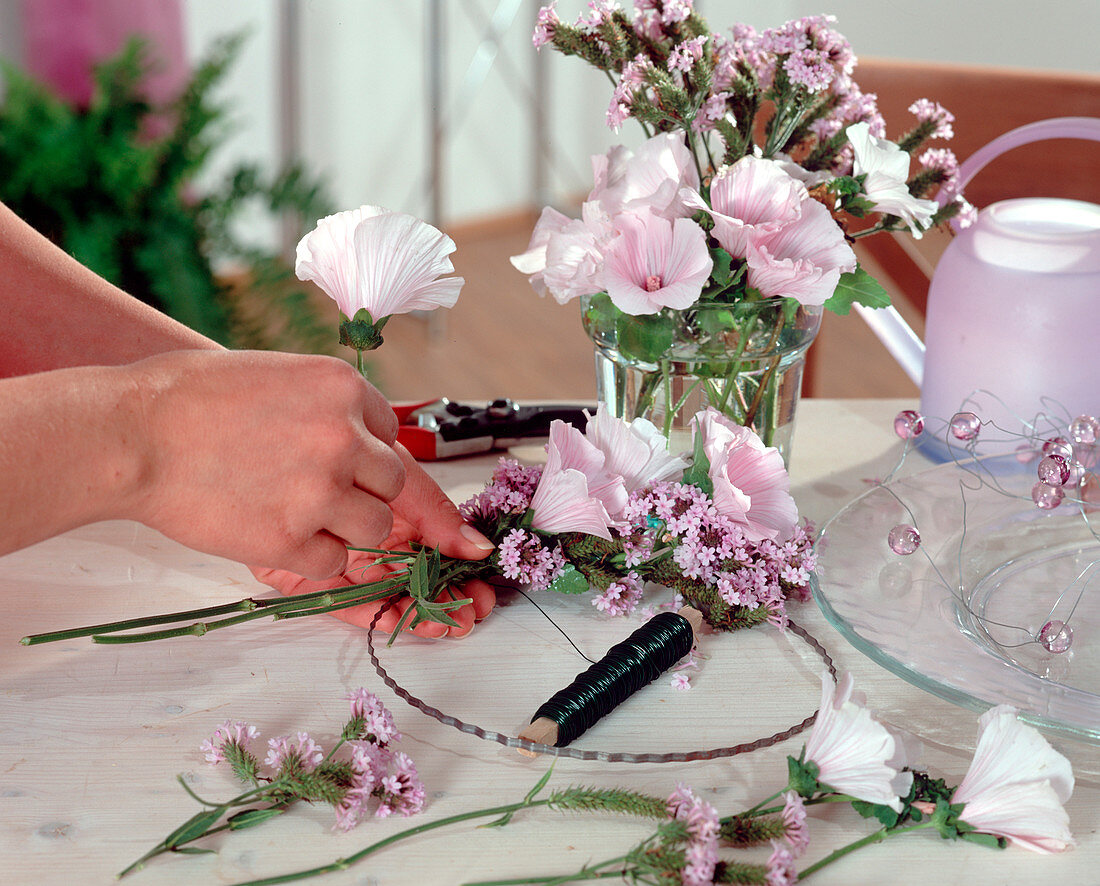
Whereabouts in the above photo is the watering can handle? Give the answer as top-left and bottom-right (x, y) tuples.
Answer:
(942, 116), (1100, 205)
(860, 117), (1100, 389)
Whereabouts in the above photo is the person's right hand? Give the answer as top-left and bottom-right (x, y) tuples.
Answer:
(125, 349), (405, 579)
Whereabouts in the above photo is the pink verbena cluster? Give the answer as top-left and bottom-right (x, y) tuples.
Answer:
(459, 458), (543, 528)
(199, 688), (425, 834)
(667, 782), (720, 885)
(624, 481), (816, 628)
(497, 527), (567, 591)
(528, 1), (969, 246)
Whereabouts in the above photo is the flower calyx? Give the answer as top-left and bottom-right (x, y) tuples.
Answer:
(339, 308), (390, 352)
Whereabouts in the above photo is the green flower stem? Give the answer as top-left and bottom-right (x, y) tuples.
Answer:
(465, 858), (631, 886)
(86, 579), (410, 644)
(735, 789), (786, 819)
(229, 799), (556, 886)
(21, 575), (403, 645)
(660, 357), (675, 439)
(121, 780), (293, 877)
(744, 795), (852, 819)
(355, 348), (364, 376)
(797, 822), (934, 881)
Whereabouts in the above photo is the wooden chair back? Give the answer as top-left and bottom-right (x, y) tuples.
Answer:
(804, 58), (1100, 397)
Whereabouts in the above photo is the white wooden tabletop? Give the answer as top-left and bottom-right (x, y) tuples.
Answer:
(3, 399), (1098, 885)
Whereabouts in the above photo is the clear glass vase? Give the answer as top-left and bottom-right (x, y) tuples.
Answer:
(581, 295), (822, 464)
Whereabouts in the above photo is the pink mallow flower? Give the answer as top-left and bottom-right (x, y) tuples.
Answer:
(584, 405), (687, 494)
(603, 208), (711, 316)
(530, 421), (621, 540)
(802, 672), (917, 811)
(682, 155), (805, 260)
(509, 203), (610, 304)
(694, 408), (798, 543)
(952, 705), (1075, 853)
(588, 132), (699, 221)
(296, 205), (463, 321)
(744, 195), (857, 306)
(847, 122), (938, 238)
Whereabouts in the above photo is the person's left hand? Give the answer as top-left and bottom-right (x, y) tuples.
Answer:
(252, 444), (497, 638)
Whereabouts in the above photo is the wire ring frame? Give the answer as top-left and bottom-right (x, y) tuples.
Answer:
(367, 606), (835, 764)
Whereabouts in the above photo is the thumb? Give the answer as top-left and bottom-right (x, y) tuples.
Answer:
(391, 444), (495, 560)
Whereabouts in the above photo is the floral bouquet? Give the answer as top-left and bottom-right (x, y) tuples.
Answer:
(23, 401), (814, 647)
(512, 1), (970, 456)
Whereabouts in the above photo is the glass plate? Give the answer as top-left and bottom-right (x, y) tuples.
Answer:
(811, 452), (1100, 743)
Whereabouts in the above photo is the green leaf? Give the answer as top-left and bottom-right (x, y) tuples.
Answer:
(615, 311), (675, 364)
(681, 429), (713, 495)
(823, 266), (891, 316)
(547, 564), (590, 596)
(227, 806), (288, 830)
(708, 246), (733, 286)
(785, 754), (820, 798)
(958, 830), (1008, 850)
(851, 800), (900, 828)
(163, 807), (224, 848)
(828, 174), (863, 196)
(171, 847), (218, 856)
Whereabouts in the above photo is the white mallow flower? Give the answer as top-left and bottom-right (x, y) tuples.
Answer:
(953, 705), (1075, 853)
(846, 122), (938, 238)
(802, 672), (919, 811)
(296, 205), (463, 321)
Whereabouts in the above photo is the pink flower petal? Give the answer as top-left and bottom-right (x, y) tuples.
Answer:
(604, 210), (710, 315)
(684, 156), (806, 258)
(746, 198), (856, 306)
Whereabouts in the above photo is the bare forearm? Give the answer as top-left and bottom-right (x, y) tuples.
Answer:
(0, 202), (218, 377)
(0, 365), (147, 555)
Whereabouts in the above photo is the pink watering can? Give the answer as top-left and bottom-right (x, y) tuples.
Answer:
(858, 117), (1100, 455)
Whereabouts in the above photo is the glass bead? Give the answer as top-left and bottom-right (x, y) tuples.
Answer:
(1039, 619), (1073, 654)
(1042, 437), (1073, 460)
(893, 409), (925, 439)
(888, 523), (921, 555)
(1071, 415), (1100, 446)
(949, 412), (981, 441)
(1032, 481), (1064, 510)
(1037, 454), (1070, 487)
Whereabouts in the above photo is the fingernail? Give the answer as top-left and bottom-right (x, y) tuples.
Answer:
(460, 523), (495, 551)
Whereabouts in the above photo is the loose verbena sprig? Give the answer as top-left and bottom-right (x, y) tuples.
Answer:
(119, 688), (425, 878)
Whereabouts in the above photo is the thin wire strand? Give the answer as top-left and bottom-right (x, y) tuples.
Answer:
(367, 605), (834, 764)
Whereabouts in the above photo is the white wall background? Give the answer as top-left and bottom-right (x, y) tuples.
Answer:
(3, 0), (1098, 237)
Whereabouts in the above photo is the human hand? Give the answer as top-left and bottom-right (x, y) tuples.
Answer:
(127, 349), (406, 579)
(253, 445), (497, 638)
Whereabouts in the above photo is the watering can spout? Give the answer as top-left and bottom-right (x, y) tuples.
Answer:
(854, 304), (925, 387)
(853, 116), (1100, 409)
